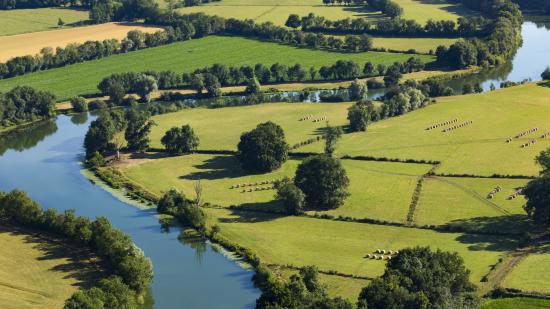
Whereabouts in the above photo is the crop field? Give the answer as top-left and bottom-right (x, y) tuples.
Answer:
(206, 207), (515, 283)
(414, 176), (529, 226)
(148, 102), (352, 150)
(300, 83), (550, 176)
(0, 226), (100, 308)
(177, 0), (473, 25)
(121, 154), (431, 222)
(0, 35), (434, 100)
(502, 253), (550, 294)
(0, 8), (89, 36)
(0, 22), (164, 62)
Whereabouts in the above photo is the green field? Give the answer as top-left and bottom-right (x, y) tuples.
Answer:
(372, 36), (458, 53)
(0, 226), (101, 308)
(300, 84), (550, 176)
(207, 207), (515, 283)
(177, 0), (474, 25)
(502, 253), (550, 294)
(0, 35), (433, 100)
(414, 176), (528, 226)
(481, 297), (550, 309)
(149, 102), (352, 150)
(122, 154), (431, 222)
(0, 8), (89, 36)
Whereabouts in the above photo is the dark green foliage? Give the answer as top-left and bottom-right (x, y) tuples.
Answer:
(285, 14), (301, 29)
(203, 73), (221, 97)
(348, 79), (368, 101)
(124, 109), (155, 152)
(523, 175), (550, 226)
(347, 100), (374, 132)
(275, 178), (305, 215)
(161, 125), (199, 154)
(157, 189), (206, 232)
(0, 190), (153, 303)
(383, 64), (402, 87)
(294, 155), (350, 210)
(357, 246), (477, 309)
(323, 123), (343, 156)
(86, 151), (106, 168)
(84, 112), (117, 157)
(133, 74), (158, 102)
(71, 96), (88, 113)
(0, 86), (55, 128)
(542, 67), (550, 81)
(256, 265), (353, 309)
(245, 77), (262, 95)
(237, 122), (289, 173)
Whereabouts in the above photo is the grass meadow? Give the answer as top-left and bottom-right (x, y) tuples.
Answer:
(300, 83), (550, 176)
(0, 8), (89, 36)
(502, 253), (550, 294)
(0, 36), (433, 100)
(0, 226), (101, 308)
(206, 207), (516, 283)
(177, 0), (474, 25)
(481, 297), (550, 308)
(372, 36), (457, 53)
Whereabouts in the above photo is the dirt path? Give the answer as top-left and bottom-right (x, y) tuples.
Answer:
(0, 22), (163, 62)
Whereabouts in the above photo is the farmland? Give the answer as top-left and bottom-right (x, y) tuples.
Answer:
(0, 8), (89, 36)
(0, 226), (101, 309)
(0, 35), (433, 100)
(300, 83), (550, 176)
(502, 253), (550, 294)
(0, 22), (164, 62)
(177, 0), (474, 25)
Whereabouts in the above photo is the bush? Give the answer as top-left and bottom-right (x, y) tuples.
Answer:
(275, 178), (305, 215)
(88, 100), (109, 110)
(294, 155), (349, 210)
(70, 96), (88, 112)
(237, 122), (289, 173)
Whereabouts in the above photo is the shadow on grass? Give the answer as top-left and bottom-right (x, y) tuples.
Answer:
(0, 227), (104, 289)
(415, 0), (475, 17)
(180, 155), (247, 180)
(445, 214), (534, 235)
(218, 203), (285, 224)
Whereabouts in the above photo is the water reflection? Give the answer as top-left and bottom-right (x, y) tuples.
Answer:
(178, 230), (208, 264)
(0, 120), (57, 156)
(70, 112), (88, 125)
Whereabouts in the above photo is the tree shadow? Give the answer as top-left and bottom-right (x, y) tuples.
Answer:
(445, 214), (535, 235)
(415, 0), (475, 17)
(453, 232), (520, 252)
(0, 227), (104, 289)
(128, 151), (172, 160)
(218, 205), (284, 224)
(179, 155), (247, 180)
(341, 6), (384, 18)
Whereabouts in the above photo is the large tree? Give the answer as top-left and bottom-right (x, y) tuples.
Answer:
(124, 110), (155, 152)
(161, 125), (199, 154)
(523, 175), (550, 226)
(357, 246), (477, 309)
(237, 122), (289, 173)
(347, 100), (374, 132)
(294, 155), (349, 210)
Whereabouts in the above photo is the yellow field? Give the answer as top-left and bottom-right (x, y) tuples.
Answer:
(0, 226), (101, 309)
(0, 22), (164, 62)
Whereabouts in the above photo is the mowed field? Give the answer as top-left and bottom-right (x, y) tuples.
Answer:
(206, 207), (515, 283)
(177, 0), (474, 25)
(0, 8), (89, 36)
(0, 226), (100, 308)
(0, 36), (433, 100)
(372, 36), (457, 53)
(0, 22), (164, 62)
(481, 297), (550, 308)
(502, 253), (550, 294)
(300, 83), (550, 176)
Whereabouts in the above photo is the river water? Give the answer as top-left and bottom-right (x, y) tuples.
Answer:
(0, 17), (548, 309)
(0, 115), (260, 308)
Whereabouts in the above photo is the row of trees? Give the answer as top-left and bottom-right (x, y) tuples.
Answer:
(436, 0), (523, 69)
(0, 0), (93, 9)
(0, 29), (168, 79)
(290, 13), (486, 38)
(0, 190), (153, 307)
(0, 86), (56, 128)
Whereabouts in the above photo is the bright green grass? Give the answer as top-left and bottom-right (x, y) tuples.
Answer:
(0, 8), (89, 36)
(121, 154), (431, 222)
(0, 35), (433, 101)
(300, 84), (550, 176)
(177, 0), (473, 25)
(481, 297), (550, 309)
(207, 207), (516, 283)
(414, 177), (529, 226)
(372, 36), (457, 53)
(149, 102), (352, 150)
(502, 253), (550, 294)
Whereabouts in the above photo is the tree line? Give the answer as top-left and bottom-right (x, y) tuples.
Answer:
(436, 0), (523, 69)
(0, 0), (92, 9)
(0, 190), (153, 308)
(0, 86), (56, 128)
(287, 13), (486, 38)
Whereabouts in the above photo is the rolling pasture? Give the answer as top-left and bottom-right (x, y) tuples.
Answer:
(0, 22), (164, 62)
(0, 226), (100, 308)
(0, 8), (89, 36)
(502, 253), (550, 294)
(0, 35), (433, 100)
(177, 0), (474, 25)
(301, 83), (550, 176)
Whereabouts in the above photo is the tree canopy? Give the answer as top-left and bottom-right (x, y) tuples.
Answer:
(237, 122), (289, 173)
(161, 125), (200, 154)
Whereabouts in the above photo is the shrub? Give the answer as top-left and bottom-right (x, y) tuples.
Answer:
(70, 96), (88, 112)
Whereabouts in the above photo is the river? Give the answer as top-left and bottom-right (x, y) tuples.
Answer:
(0, 17), (549, 309)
